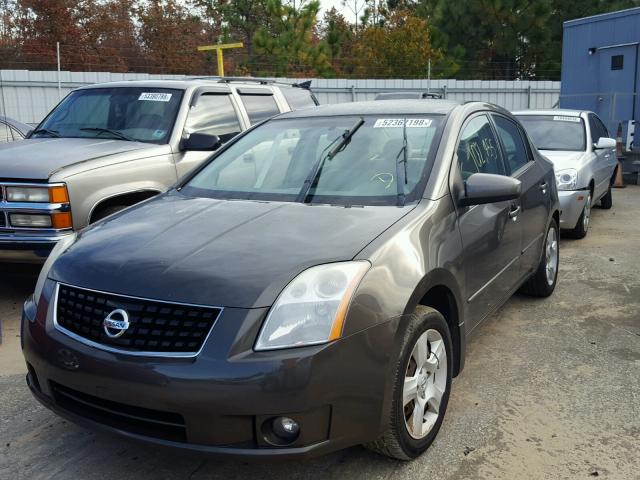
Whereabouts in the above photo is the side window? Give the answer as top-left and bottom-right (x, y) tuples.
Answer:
(492, 115), (530, 174)
(457, 115), (506, 180)
(588, 114), (603, 143)
(184, 93), (241, 140)
(239, 93), (280, 124)
(594, 115), (609, 138)
(281, 88), (317, 110)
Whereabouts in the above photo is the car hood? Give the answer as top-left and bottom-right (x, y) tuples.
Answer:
(539, 150), (586, 171)
(50, 192), (414, 308)
(0, 137), (163, 180)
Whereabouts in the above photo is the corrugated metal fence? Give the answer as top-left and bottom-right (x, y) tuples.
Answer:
(0, 69), (561, 124)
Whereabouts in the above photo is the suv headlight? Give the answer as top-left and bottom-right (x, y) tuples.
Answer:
(555, 168), (578, 191)
(6, 185), (69, 203)
(33, 233), (77, 303)
(255, 261), (370, 351)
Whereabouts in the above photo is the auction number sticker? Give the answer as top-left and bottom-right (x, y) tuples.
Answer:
(138, 92), (172, 102)
(374, 118), (433, 128)
(553, 115), (581, 123)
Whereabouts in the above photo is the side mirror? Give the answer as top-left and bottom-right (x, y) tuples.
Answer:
(593, 137), (616, 150)
(459, 173), (522, 207)
(180, 133), (221, 151)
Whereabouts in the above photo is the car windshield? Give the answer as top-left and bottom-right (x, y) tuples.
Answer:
(32, 87), (184, 144)
(516, 115), (586, 151)
(183, 114), (444, 206)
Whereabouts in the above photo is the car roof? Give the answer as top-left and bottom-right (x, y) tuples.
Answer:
(75, 78), (302, 92)
(278, 99), (461, 119)
(513, 109), (585, 117)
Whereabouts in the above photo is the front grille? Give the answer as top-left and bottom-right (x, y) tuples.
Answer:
(55, 284), (222, 355)
(51, 381), (187, 442)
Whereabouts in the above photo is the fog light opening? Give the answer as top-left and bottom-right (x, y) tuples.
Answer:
(261, 416), (300, 446)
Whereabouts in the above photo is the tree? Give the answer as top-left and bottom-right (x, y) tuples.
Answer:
(351, 9), (439, 78)
(253, 0), (331, 77)
(318, 7), (353, 75)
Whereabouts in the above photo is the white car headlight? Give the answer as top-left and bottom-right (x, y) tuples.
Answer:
(555, 168), (578, 191)
(33, 233), (77, 303)
(255, 261), (370, 351)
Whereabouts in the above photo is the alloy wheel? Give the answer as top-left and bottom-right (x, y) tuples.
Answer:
(545, 226), (559, 286)
(403, 329), (447, 440)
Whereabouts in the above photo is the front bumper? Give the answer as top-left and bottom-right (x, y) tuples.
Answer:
(21, 284), (398, 459)
(0, 233), (70, 263)
(558, 190), (588, 230)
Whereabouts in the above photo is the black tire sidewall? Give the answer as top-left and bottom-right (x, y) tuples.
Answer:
(392, 310), (453, 458)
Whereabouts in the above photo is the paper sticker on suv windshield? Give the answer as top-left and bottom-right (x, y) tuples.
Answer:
(152, 129), (166, 139)
(374, 118), (433, 128)
(138, 92), (172, 102)
(553, 116), (580, 123)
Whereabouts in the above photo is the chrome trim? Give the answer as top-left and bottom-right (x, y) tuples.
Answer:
(0, 232), (72, 243)
(52, 283), (224, 359)
(521, 232), (544, 255)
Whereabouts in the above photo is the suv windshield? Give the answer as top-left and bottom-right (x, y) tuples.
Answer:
(516, 115), (586, 151)
(183, 115), (444, 206)
(32, 87), (184, 144)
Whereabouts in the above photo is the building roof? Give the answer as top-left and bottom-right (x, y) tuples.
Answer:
(564, 7), (640, 28)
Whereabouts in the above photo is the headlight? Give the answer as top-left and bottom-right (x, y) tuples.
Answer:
(555, 168), (578, 190)
(5, 185), (69, 203)
(33, 233), (77, 303)
(255, 261), (370, 351)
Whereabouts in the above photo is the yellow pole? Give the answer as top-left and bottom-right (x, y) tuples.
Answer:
(197, 43), (244, 77)
(217, 49), (224, 77)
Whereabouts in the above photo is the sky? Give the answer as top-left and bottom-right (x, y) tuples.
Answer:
(320, 0), (351, 17)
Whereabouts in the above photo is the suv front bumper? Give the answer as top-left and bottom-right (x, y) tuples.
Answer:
(0, 234), (70, 262)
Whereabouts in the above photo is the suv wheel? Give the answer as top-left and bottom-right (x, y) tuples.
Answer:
(365, 306), (452, 460)
(519, 218), (559, 297)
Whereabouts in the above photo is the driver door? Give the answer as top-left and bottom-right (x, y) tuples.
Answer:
(455, 114), (523, 330)
(174, 91), (244, 178)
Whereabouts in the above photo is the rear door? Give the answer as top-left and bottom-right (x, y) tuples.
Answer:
(455, 114), (523, 330)
(492, 113), (549, 275)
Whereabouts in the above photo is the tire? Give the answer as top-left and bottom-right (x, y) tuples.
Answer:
(565, 192), (590, 239)
(600, 185), (613, 209)
(365, 306), (453, 460)
(519, 218), (559, 297)
(91, 204), (128, 223)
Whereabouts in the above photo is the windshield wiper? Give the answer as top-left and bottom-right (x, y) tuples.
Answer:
(395, 118), (408, 206)
(80, 127), (134, 141)
(31, 128), (60, 138)
(296, 117), (365, 203)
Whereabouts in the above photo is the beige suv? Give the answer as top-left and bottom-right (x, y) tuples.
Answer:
(0, 78), (317, 262)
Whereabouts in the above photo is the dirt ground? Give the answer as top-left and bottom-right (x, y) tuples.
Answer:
(0, 187), (639, 480)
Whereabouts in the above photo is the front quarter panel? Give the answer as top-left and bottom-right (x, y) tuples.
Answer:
(347, 197), (465, 338)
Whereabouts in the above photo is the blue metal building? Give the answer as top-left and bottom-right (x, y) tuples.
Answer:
(560, 7), (640, 137)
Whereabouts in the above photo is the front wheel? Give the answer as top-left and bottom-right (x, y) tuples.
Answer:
(600, 185), (613, 209)
(365, 306), (452, 460)
(519, 218), (559, 297)
(566, 193), (590, 239)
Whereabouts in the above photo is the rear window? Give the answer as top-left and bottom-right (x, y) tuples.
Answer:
(281, 88), (318, 110)
(516, 115), (586, 151)
(239, 93), (280, 124)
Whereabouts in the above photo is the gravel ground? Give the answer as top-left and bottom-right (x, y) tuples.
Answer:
(1, 187), (639, 480)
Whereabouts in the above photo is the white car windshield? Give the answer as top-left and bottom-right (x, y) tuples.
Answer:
(183, 115), (444, 206)
(32, 87), (184, 144)
(517, 115), (586, 151)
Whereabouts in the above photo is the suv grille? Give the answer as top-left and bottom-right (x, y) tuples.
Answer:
(55, 284), (222, 356)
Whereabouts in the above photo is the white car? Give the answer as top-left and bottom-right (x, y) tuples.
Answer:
(514, 109), (617, 238)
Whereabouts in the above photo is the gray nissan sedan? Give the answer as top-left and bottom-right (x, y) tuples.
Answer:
(22, 100), (560, 460)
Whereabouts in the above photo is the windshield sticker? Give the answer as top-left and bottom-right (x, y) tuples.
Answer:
(374, 118), (433, 128)
(138, 92), (172, 102)
(152, 129), (166, 139)
(553, 116), (581, 123)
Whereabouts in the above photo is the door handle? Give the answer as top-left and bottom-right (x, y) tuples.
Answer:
(540, 182), (548, 194)
(509, 204), (521, 221)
